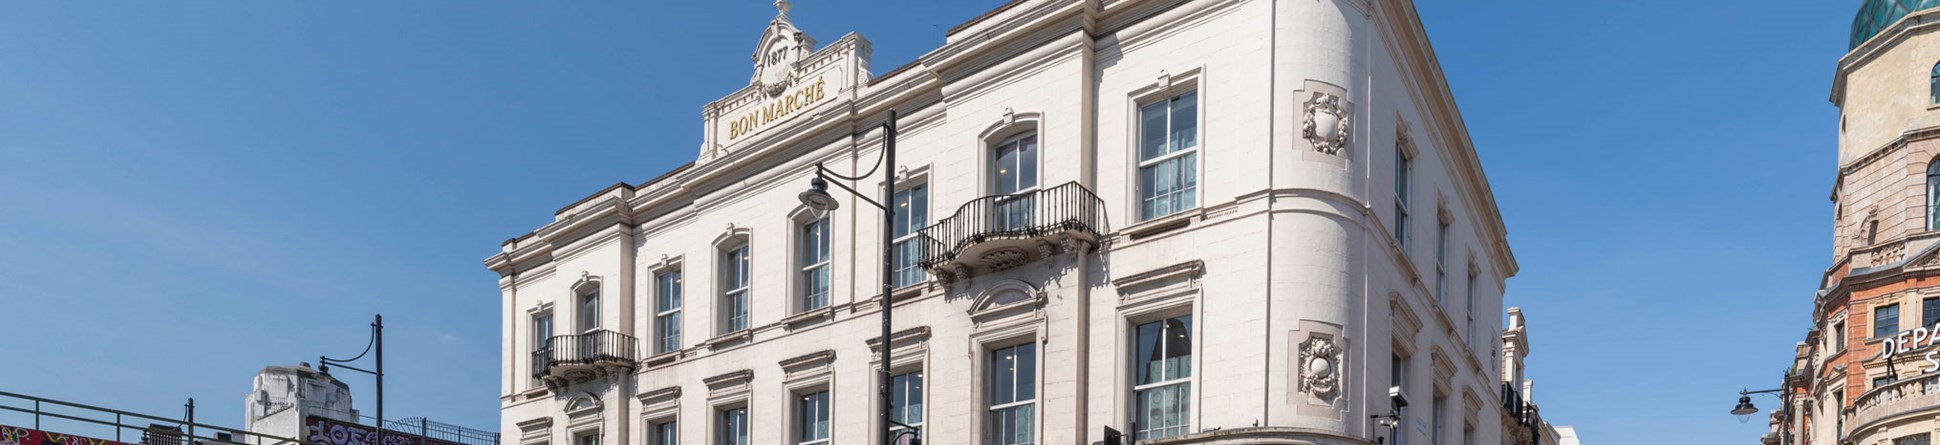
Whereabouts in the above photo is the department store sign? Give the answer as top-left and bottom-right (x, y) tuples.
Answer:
(1880, 324), (1940, 373)
(721, 72), (831, 143)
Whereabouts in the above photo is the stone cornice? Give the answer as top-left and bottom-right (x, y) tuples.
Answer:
(634, 385), (681, 403)
(701, 369), (754, 388)
(1835, 8), (1940, 105)
(1375, 0), (1518, 280)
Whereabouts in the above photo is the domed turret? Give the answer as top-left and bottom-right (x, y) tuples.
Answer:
(1852, 0), (1940, 48)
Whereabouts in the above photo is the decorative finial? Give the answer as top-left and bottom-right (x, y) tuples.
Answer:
(776, 0), (791, 17)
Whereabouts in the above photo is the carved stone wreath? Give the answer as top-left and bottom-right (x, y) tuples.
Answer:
(1302, 92), (1351, 155)
(1298, 335), (1343, 402)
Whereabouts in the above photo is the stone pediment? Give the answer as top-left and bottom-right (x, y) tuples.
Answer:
(699, 0), (873, 162)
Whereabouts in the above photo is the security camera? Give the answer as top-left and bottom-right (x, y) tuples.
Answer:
(1389, 386), (1410, 409)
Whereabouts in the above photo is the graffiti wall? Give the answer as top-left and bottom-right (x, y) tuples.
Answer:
(0, 424), (133, 445)
(303, 417), (457, 445)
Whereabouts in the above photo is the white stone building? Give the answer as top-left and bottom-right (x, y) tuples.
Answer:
(246, 363), (358, 442)
(487, 0), (1522, 444)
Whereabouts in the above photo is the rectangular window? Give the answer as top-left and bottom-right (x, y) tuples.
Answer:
(1431, 395), (1445, 445)
(892, 185), (930, 288)
(655, 271), (683, 354)
(1390, 354), (1406, 445)
(988, 343), (1037, 445)
(1835, 321), (1846, 351)
(574, 432), (598, 445)
(1138, 90), (1199, 220)
(1926, 297), (1940, 327)
(1464, 269), (1477, 345)
(1878, 303), (1902, 339)
(650, 421), (676, 445)
(890, 370), (924, 444)
(1435, 220), (1448, 306)
(721, 244), (751, 333)
(798, 217), (831, 312)
(992, 135), (1039, 231)
(1133, 315), (1193, 440)
(532, 313), (553, 386)
(719, 407), (749, 445)
(1898, 433), (1933, 445)
(1876, 375), (1896, 389)
(795, 391), (830, 445)
(579, 290), (601, 332)
(1395, 149), (1412, 248)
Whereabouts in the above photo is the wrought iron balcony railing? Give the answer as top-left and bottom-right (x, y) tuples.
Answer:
(916, 181), (1108, 281)
(532, 329), (637, 387)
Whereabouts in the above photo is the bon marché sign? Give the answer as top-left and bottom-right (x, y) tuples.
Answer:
(1880, 324), (1940, 373)
(722, 74), (829, 143)
(305, 416), (459, 445)
(0, 424), (131, 445)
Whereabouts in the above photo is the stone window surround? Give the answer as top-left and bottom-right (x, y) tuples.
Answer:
(968, 313), (1046, 445)
(712, 227), (755, 338)
(1122, 66), (1208, 230)
(1116, 285), (1198, 441)
(637, 385), (680, 445)
(867, 326), (931, 441)
(705, 369), (754, 445)
(647, 255), (685, 359)
(785, 206), (835, 318)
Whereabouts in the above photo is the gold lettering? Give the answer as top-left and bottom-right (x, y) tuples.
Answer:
(729, 76), (838, 141)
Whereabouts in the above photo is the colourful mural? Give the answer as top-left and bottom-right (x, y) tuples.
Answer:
(304, 417), (458, 445)
(0, 424), (133, 445)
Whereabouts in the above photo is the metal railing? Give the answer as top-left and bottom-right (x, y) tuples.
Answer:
(0, 390), (312, 445)
(531, 329), (639, 377)
(306, 407), (498, 445)
(915, 181), (1108, 270)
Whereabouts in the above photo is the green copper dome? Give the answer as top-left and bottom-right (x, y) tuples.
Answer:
(1853, 0), (1940, 49)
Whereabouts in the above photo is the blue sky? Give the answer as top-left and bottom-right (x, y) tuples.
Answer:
(0, 1), (1850, 443)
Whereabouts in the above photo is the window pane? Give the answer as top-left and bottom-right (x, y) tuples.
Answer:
(992, 347), (1016, 405)
(652, 422), (676, 445)
(1140, 101), (1168, 160)
(1880, 304), (1901, 338)
(989, 405), (1035, 445)
(1016, 343), (1036, 401)
(995, 141), (1019, 194)
(1136, 321), (1161, 385)
(891, 371), (925, 426)
(797, 391), (829, 442)
(1170, 92), (1197, 151)
(1019, 136), (1038, 191)
(1165, 315), (1193, 381)
(581, 292), (600, 331)
(1136, 382), (1190, 439)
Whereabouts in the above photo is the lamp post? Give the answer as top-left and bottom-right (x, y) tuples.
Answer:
(798, 110), (909, 445)
(1730, 387), (1791, 445)
(320, 314), (384, 445)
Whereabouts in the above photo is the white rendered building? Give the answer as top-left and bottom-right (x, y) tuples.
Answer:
(488, 1), (1520, 444)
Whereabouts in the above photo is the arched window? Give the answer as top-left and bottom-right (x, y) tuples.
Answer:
(1928, 160), (1940, 230)
(1930, 62), (1940, 105)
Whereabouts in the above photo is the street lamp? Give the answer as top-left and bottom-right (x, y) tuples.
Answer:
(320, 314), (385, 445)
(1731, 393), (1758, 423)
(1730, 387), (1792, 445)
(798, 109), (907, 445)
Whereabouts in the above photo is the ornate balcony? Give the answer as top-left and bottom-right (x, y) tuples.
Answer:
(532, 329), (637, 388)
(917, 181), (1108, 283)
(1852, 373), (1940, 436)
